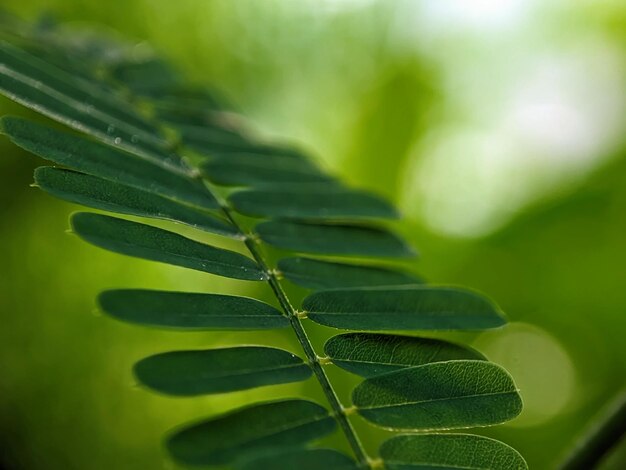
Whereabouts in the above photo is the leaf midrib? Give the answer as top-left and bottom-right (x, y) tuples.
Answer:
(357, 390), (520, 411)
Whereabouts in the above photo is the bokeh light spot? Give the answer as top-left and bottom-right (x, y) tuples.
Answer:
(473, 322), (578, 427)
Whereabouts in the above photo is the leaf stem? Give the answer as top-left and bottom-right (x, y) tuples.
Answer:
(557, 390), (626, 470)
(222, 206), (372, 468)
(126, 90), (372, 467)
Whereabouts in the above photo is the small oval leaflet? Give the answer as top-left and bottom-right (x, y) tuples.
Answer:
(257, 221), (415, 258)
(380, 434), (528, 470)
(98, 289), (287, 330)
(134, 346), (311, 396)
(202, 153), (334, 187)
(166, 399), (336, 466)
(324, 333), (486, 378)
(352, 360), (523, 431)
(303, 286), (506, 331)
(278, 257), (421, 290)
(71, 213), (266, 281)
(235, 448), (358, 470)
(0, 117), (219, 209)
(35, 167), (238, 238)
(229, 188), (398, 220)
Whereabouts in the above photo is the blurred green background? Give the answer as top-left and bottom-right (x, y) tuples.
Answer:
(1, 1), (626, 469)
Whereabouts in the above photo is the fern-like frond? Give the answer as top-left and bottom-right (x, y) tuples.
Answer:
(0, 17), (527, 470)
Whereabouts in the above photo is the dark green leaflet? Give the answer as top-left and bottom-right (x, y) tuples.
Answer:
(134, 346), (311, 396)
(167, 399), (336, 466)
(99, 290), (288, 330)
(236, 449), (358, 470)
(257, 221), (415, 258)
(35, 167), (238, 237)
(380, 434), (528, 470)
(229, 188), (398, 220)
(324, 333), (486, 378)
(0, 41), (189, 173)
(0, 117), (218, 208)
(303, 286), (506, 330)
(278, 257), (421, 289)
(176, 122), (250, 148)
(202, 152), (335, 187)
(0, 40), (159, 136)
(352, 360), (522, 431)
(71, 213), (266, 280)
(109, 58), (181, 96)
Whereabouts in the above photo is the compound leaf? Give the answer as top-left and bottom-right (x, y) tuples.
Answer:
(303, 286), (506, 330)
(99, 289), (287, 330)
(353, 360), (523, 431)
(278, 257), (420, 290)
(71, 212), (265, 280)
(134, 346), (311, 396)
(167, 399), (336, 466)
(35, 167), (238, 237)
(380, 434), (528, 470)
(257, 221), (415, 258)
(324, 333), (486, 378)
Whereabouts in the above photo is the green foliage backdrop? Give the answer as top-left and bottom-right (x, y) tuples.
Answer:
(0, 1), (625, 469)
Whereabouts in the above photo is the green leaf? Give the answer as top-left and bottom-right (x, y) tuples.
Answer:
(0, 116), (219, 209)
(257, 221), (415, 258)
(236, 449), (358, 470)
(229, 188), (398, 220)
(278, 257), (421, 290)
(166, 399), (336, 466)
(0, 41), (188, 172)
(324, 333), (486, 378)
(110, 58), (181, 97)
(201, 152), (335, 187)
(71, 213), (265, 280)
(380, 434), (528, 470)
(35, 167), (238, 237)
(352, 360), (522, 431)
(176, 122), (251, 148)
(134, 346), (311, 396)
(302, 286), (506, 330)
(0, 41), (158, 134)
(99, 289), (288, 330)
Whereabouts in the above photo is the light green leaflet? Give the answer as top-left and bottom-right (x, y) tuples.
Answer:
(0, 117), (219, 209)
(99, 289), (288, 330)
(35, 167), (238, 237)
(229, 188), (398, 220)
(324, 333), (486, 378)
(257, 221), (415, 258)
(236, 449), (358, 470)
(278, 257), (421, 290)
(0, 41), (188, 173)
(134, 346), (311, 396)
(352, 360), (523, 431)
(380, 434), (528, 470)
(166, 399), (336, 466)
(71, 213), (265, 280)
(303, 286), (506, 330)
